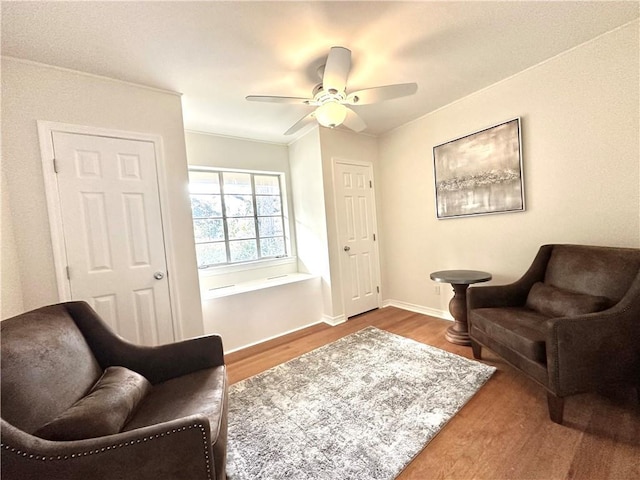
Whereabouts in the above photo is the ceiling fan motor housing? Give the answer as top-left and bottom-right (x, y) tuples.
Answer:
(311, 83), (346, 104)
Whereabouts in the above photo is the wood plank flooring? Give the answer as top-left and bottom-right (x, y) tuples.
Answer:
(225, 306), (640, 480)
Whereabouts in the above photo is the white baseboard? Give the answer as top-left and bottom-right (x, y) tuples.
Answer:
(382, 299), (453, 321)
(323, 314), (346, 326)
(225, 319), (324, 354)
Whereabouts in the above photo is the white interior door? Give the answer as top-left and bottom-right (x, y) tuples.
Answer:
(334, 161), (380, 318)
(51, 131), (174, 345)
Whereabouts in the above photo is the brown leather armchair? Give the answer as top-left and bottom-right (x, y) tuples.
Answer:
(1, 301), (228, 479)
(468, 244), (640, 424)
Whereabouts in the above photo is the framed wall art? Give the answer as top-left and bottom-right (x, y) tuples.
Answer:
(433, 118), (524, 219)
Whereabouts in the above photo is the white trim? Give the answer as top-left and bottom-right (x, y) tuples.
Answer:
(332, 158), (382, 318)
(323, 313), (346, 326)
(198, 256), (297, 278)
(36, 121), (183, 341)
(225, 318), (325, 354)
(189, 164), (285, 176)
(382, 299), (453, 321)
(188, 165), (294, 273)
(3, 56), (182, 97)
(201, 272), (317, 299)
(37, 123), (72, 301)
(185, 129), (288, 146)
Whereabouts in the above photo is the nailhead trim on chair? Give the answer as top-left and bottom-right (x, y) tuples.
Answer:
(1, 423), (212, 479)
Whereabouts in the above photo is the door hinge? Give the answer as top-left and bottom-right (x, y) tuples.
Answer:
(65, 266), (71, 280)
(377, 286), (380, 293)
(369, 180), (372, 188)
(53, 158), (59, 173)
(373, 233), (376, 241)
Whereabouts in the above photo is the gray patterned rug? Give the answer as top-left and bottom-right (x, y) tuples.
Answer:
(227, 326), (495, 480)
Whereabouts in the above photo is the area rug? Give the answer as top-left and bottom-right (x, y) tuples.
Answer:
(226, 326), (495, 480)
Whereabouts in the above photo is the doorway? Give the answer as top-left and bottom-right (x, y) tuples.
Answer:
(38, 123), (176, 345)
(334, 160), (381, 318)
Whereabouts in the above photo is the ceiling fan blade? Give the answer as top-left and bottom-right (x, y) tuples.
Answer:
(346, 82), (418, 105)
(342, 107), (366, 133)
(246, 95), (314, 104)
(323, 46), (351, 94)
(284, 112), (316, 135)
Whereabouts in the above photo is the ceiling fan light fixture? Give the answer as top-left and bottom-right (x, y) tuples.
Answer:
(315, 101), (347, 128)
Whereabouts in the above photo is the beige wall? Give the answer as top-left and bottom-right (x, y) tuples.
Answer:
(377, 22), (640, 315)
(1, 171), (25, 318)
(1, 58), (204, 338)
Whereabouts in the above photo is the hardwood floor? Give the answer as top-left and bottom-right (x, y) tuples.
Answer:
(225, 307), (640, 480)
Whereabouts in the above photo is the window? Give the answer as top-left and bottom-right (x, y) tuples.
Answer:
(189, 168), (288, 269)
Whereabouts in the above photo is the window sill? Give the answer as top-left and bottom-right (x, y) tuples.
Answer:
(201, 273), (318, 299)
(198, 256), (297, 277)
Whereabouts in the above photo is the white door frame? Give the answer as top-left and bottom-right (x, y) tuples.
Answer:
(332, 157), (382, 317)
(37, 120), (182, 340)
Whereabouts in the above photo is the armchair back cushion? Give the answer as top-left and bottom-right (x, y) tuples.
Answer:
(1, 304), (102, 434)
(525, 282), (612, 318)
(544, 244), (640, 301)
(34, 366), (152, 441)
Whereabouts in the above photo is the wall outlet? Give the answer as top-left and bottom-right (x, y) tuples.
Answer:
(434, 285), (441, 295)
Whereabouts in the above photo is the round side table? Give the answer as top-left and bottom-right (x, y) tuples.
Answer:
(430, 270), (492, 346)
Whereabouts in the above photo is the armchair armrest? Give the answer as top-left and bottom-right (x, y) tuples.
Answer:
(1, 415), (216, 480)
(545, 271), (640, 396)
(468, 245), (554, 310)
(65, 302), (224, 384)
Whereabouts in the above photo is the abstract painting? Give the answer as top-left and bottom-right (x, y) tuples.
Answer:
(433, 118), (524, 219)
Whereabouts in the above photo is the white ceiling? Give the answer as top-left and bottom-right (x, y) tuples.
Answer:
(2, 1), (638, 144)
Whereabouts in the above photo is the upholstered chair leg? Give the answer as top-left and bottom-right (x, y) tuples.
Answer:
(547, 393), (564, 424)
(470, 340), (482, 359)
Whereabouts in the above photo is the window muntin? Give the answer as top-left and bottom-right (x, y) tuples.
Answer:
(189, 169), (288, 269)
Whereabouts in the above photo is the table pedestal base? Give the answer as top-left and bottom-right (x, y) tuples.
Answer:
(444, 283), (471, 346)
(445, 325), (471, 346)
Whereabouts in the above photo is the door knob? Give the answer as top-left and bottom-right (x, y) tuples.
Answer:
(154, 271), (165, 280)
(343, 246), (351, 251)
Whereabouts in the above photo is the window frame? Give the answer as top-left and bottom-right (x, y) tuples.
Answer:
(188, 166), (291, 271)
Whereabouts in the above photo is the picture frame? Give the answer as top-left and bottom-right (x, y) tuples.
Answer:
(433, 118), (524, 219)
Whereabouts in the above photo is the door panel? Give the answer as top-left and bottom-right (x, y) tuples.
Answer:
(52, 132), (174, 346)
(335, 161), (380, 317)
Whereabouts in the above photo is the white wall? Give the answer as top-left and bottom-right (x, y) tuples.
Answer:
(201, 275), (323, 352)
(185, 130), (325, 344)
(1, 58), (204, 338)
(288, 127), (335, 316)
(377, 22), (640, 316)
(186, 131), (291, 172)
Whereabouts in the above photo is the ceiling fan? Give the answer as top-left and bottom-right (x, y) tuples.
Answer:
(246, 46), (418, 135)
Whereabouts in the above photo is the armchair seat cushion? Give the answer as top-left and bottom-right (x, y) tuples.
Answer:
(471, 307), (548, 363)
(124, 366), (227, 436)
